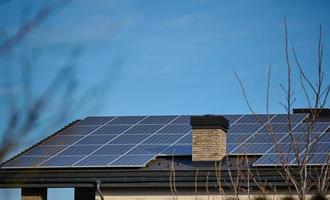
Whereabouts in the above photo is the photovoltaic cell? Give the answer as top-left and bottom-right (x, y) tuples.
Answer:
(109, 134), (149, 144)
(244, 133), (287, 143)
(109, 154), (155, 166)
(232, 143), (273, 154)
(78, 117), (115, 125)
(143, 134), (183, 144)
(59, 145), (102, 156)
(3, 156), (49, 168)
(74, 155), (118, 166)
(42, 135), (83, 145)
(60, 126), (99, 136)
(222, 115), (243, 124)
(175, 134), (192, 144)
(93, 145), (135, 155)
(294, 122), (330, 132)
(157, 125), (191, 134)
(236, 114), (273, 124)
(257, 123), (296, 133)
(41, 156), (85, 167)
(227, 134), (251, 143)
(127, 145), (168, 154)
(108, 116), (145, 125)
(162, 145), (192, 155)
(139, 116), (177, 124)
(170, 115), (190, 125)
(124, 125), (163, 134)
(25, 145), (67, 156)
(254, 153), (296, 166)
(76, 135), (118, 145)
(91, 125), (131, 135)
(270, 113), (308, 123)
(229, 123), (263, 133)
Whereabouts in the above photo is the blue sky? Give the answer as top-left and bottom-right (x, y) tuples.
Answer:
(1, 0), (330, 199)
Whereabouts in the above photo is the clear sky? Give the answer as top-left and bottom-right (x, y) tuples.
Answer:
(0, 0), (330, 199)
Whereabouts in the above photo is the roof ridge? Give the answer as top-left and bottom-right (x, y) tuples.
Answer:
(0, 120), (81, 168)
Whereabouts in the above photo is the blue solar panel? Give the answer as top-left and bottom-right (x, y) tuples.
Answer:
(139, 116), (177, 124)
(78, 117), (115, 125)
(253, 153), (296, 166)
(74, 155), (118, 166)
(244, 133), (287, 143)
(25, 145), (66, 156)
(232, 143), (273, 154)
(229, 123), (263, 133)
(306, 153), (329, 164)
(143, 134), (183, 144)
(59, 145), (102, 156)
(93, 145), (135, 155)
(227, 134), (251, 143)
(222, 115), (243, 124)
(270, 113), (308, 123)
(108, 116), (145, 125)
(127, 145), (168, 154)
(2, 114), (328, 169)
(109, 154), (156, 166)
(40, 156), (85, 167)
(76, 135), (118, 145)
(175, 134), (191, 144)
(43, 135), (83, 145)
(294, 122), (330, 132)
(109, 134), (149, 144)
(2, 156), (49, 168)
(257, 123), (296, 133)
(124, 125), (163, 134)
(91, 125), (131, 135)
(60, 125), (100, 135)
(170, 116), (190, 125)
(162, 145), (192, 155)
(236, 114), (274, 123)
(157, 125), (191, 134)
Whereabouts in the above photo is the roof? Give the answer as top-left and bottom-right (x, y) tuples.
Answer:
(0, 111), (329, 189)
(1, 112), (329, 169)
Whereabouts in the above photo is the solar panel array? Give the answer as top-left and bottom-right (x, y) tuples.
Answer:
(1, 113), (329, 168)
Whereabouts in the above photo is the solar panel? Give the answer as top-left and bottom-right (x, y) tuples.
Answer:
(170, 115), (190, 125)
(78, 117), (115, 125)
(175, 134), (191, 144)
(93, 145), (135, 155)
(124, 125), (163, 134)
(229, 123), (264, 133)
(127, 145), (169, 154)
(2, 156), (49, 168)
(60, 125), (100, 135)
(157, 125), (191, 134)
(91, 125), (131, 135)
(3, 113), (329, 169)
(59, 145), (102, 156)
(25, 145), (66, 156)
(236, 114), (274, 124)
(139, 116), (177, 124)
(40, 156), (85, 167)
(43, 135), (83, 145)
(270, 113), (308, 123)
(109, 154), (156, 166)
(108, 116), (146, 125)
(162, 145), (192, 155)
(74, 155), (118, 166)
(109, 134), (149, 144)
(76, 135), (118, 145)
(143, 134), (183, 144)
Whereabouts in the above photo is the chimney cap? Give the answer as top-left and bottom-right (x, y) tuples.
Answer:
(190, 115), (229, 130)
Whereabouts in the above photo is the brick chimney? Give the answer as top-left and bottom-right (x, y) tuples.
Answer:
(191, 115), (229, 161)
